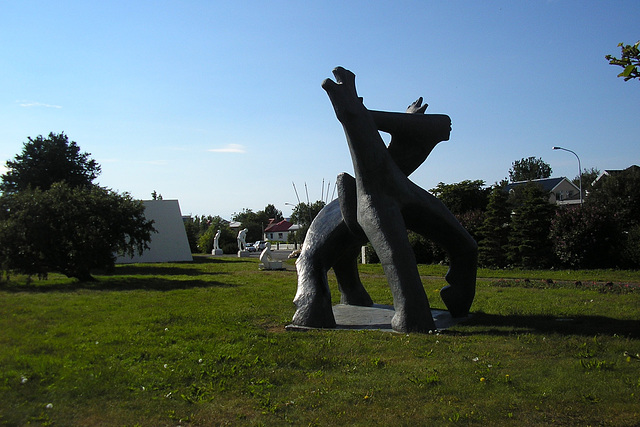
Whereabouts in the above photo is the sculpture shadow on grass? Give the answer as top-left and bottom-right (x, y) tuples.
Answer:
(458, 312), (640, 339)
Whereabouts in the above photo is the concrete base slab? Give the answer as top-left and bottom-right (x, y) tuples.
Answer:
(259, 261), (283, 270)
(287, 304), (470, 333)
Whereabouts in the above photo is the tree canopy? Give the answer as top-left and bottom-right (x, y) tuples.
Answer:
(430, 180), (489, 215)
(0, 132), (101, 194)
(290, 201), (326, 228)
(508, 157), (552, 182)
(0, 183), (154, 281)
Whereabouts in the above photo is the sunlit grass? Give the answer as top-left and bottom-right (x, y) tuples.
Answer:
(1, 255), (639, 425)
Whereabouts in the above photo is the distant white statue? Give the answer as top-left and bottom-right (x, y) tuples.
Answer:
(259, 241), (282, 270)
(214, 229), (221, 251)
(237, 228), (248, 251)
(260, 241), (274, 265)
(212, 229), (223, 255)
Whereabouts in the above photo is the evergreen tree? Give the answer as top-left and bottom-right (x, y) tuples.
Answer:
(478, 186), (511, 267)
(507, 183), (556, 268)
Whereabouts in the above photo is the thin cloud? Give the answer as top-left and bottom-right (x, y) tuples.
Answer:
(208, 144), (246, 154)
(18, 101), (63, 109)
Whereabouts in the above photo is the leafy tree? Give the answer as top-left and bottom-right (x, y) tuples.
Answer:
(586, 166), (640, 268)
(623, 225), (640, 268)
(605, 41), (640, 81)
(550, 204), (621, 269)
(478, 186), (511, 267)
(232, 207), (282, 243)
(507, 183), (556, 268)
(183, 219), (199, 253)
(508, 157), (552, 182)
(430, 180), (489, 215)
(196, 216), (234, 254)
(264, 204), (283, 222)
(1, 132), (101, 194)
(574, 167), (600, 196)
(408, 230), (446, 265)
(588, 166), (640, 229)
(290, 201), (326, 227)
(0, 183), (154, 281)
(289, 200), (326, 244)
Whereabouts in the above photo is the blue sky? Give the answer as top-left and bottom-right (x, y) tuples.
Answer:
(2, 1), (638, 219)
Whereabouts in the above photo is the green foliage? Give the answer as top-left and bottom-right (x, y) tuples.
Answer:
(622, 225), (640, 267)
(508, 157), (552, 182)
(0, 183), (154, 281)
(430, 180), (489, 215)
(183, 219), (199, 253)
(588, 166), (640, 229)
(478, 186), (511, 267)
(195, 216), (233, 253)
(264, 203), (283, 222)
(408, 231), (445, 264)
(0, 132), (101, 194)
(550, 204), (621, 269)
(290, 201), (326, 227)
(573, 167), (600, 195)
(232, 205), (282, 242)
(605, 41), (640, 81)
(289, 200), (326, 243)
(508, 183), (556, 268)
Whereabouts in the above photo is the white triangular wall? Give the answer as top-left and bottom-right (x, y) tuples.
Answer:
(116, 200), (193, 263)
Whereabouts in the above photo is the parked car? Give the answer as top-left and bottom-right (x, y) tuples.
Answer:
(254, 241), (267, 250)
(245, 243), (256, 252)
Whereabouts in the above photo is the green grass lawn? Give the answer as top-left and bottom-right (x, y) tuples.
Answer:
(1, 256), (639, 426)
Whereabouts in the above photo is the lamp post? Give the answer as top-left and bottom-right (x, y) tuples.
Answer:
(552, 146), (582, 205)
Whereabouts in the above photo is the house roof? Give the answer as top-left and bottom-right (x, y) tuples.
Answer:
(264, 219), (293, 233)
(505, 177), (576, 193)
(593, 165), (640, 185)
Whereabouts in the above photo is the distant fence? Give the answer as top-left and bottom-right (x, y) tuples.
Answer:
(272, 243), (299, 251)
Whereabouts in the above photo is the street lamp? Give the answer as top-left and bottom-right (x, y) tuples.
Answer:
(552, 146), (582, 205)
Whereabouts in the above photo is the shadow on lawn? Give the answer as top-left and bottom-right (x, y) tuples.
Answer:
(464, 312), (640, 339)
(1, 277), (236, 293)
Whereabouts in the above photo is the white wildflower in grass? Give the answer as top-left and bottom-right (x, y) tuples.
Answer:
(163, 364), (168, 369)
(472, 357), (479, 362)
(198, 358), (203, 364)
(20, 376), (28, 384)
(45, 403), (53, 409)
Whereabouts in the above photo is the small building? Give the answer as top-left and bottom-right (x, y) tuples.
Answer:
(505, 177), (581, 205)
(264, 219), (298, 242)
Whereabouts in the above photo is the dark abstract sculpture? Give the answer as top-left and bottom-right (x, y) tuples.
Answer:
(292, 67), (477, 333)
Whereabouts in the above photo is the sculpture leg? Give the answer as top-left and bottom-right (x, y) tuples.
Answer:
(333, 243), (373, 306)
(402, 185), (477, 318)
(292, 248), (336, 328)
(359, 195), (437, 332)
